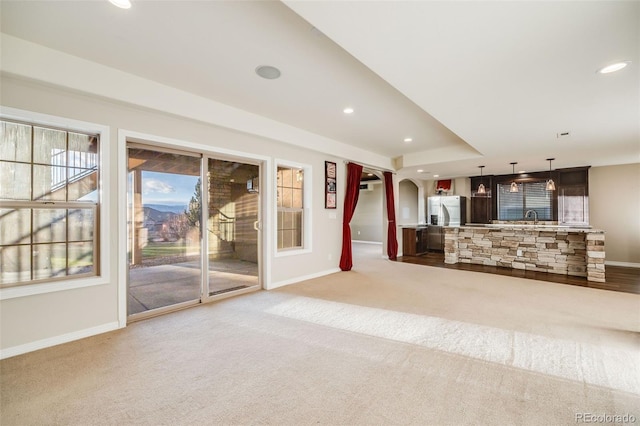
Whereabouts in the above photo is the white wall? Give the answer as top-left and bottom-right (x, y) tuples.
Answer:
(351, 181), (383, 242)
(0, 75), (345, 354)
(590, 163), (640, 265)
(398, 180), (418, 225)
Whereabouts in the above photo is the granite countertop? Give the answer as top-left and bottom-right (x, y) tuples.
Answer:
(457, 224), (604, 233)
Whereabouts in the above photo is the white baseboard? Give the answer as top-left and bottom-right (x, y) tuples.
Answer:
(0, 321), (122, 360)
(268, 268), (341, 290)
(605, 261), (640, 268)
(352, 240), (383, 245)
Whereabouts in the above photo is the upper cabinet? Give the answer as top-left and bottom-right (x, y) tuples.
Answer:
(470, 176), (492, 224)
(557, 167), (590, 225)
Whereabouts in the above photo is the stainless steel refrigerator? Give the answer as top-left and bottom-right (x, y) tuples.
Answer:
(427, 195), (467, 226)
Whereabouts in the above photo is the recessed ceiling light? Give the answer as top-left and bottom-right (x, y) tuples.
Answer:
(597, 61), (631, 74)
(367, 173), (373, 176)
(255, 65), (281, 80)
(108, 0), (131, 9)
(343, 107), (354, 114)
(404, 137), (413, 143)
(518, 170), (526, 174)
(433, 174), (439, 178)
(417, 169), (424, 173)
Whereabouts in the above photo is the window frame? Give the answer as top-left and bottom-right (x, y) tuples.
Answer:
(274, 159), (311, 257)
(496, 179), (553, 221)
(0, 107), (110, 300)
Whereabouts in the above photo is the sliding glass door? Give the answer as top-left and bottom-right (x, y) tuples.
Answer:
(127, 147), (202, 317)
(205, 159), (260, 297)
(126, 144), (261, 320)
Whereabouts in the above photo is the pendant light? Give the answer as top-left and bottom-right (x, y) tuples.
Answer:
(477, 166), (486, 194)
(546, 158), (556, 191)
(509, 162), (519, 193)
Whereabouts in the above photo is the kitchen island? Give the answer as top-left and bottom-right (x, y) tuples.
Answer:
(444, 224), (605, 282)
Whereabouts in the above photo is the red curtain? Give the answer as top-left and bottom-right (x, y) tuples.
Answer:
(339, 162), (363, 271)
(383, 171), (398, 260)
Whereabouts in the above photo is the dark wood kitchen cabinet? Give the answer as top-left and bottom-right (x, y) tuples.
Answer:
(471, 196), (492, 224)
(470, 176), (492, 224)
(402, 227), (428, 256)
(402, 227), (442, 255)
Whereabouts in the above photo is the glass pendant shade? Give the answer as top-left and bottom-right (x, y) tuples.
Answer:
(509, 162), (519, 192)
(546, 158), (555, 191)
(546, 179), (556, 191)
(477, 165), (486, 194)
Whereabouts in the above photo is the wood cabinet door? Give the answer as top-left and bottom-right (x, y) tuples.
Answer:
(402, 228), (417, 256)
(471, 197), (491, 223)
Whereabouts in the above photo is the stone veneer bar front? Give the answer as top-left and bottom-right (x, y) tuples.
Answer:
(444, 225), (605, 282)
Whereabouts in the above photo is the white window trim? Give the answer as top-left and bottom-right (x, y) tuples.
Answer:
(274, 159), (312, 257)
(0, 106), (111, 300)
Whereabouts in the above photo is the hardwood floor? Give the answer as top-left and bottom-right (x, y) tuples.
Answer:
(399, 252), (640, 294)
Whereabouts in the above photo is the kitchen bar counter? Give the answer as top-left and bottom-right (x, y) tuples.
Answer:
(443, 225), (605, 282)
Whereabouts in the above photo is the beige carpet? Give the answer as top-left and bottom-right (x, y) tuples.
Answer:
(2, 243), (639, 425)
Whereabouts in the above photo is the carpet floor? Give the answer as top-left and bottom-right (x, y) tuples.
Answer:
(1, 243), (639, 425)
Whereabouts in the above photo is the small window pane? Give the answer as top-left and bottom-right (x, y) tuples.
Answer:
(33, 209), (67, 243)
(0, 245), (31, 284)
(67, 168), (98, 201)
(282, 187), (292, 208)
(0, 121), (32, 162)
(33, 165), (66, 201)
(282, 230), (294, 249)
(293, 211), (303, 230)
(293, 169), (303, 189)
(0, 209), (31, 245)
(33, 126), (66, 165)
(285, 212), (291, 229)
(292, 188), (302, 209)
(277, 230), (284, 249)
(68, 241), (94, 276)
(280, 168), (292, 187)
(0, 161), (31, 200)
(68, 133), (97, 157)
(277, 210), (284, 227)
(33, 243), (67, 280)
(68, 209), (94, 241)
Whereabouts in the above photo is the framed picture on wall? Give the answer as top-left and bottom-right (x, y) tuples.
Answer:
(325, 161), (337, 209)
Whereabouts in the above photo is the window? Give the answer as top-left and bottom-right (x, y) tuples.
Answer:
(0, 119), (100, 286)
(497, 181), (552, 220)
(277, 166), (304, 250)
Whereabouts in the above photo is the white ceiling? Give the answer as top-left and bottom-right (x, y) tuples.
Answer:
(1, 1), (638, 180)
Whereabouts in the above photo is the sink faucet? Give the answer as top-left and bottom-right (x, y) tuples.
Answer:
(525, 209), (538, 224)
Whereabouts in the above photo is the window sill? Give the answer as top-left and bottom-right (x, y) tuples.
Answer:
(0, 275), (109, 300)
(274, 247), (311, 258)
